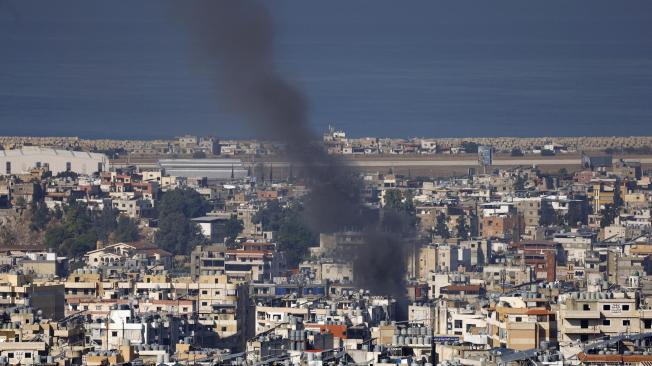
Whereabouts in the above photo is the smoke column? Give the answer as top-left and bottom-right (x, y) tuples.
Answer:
(177, 0), (411, 310)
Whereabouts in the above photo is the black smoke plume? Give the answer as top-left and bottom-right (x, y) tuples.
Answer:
(177, 0), (412, 312)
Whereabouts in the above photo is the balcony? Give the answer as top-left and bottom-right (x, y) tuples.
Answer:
(562, 310), (601, 319)
(563, 326), (601, 334)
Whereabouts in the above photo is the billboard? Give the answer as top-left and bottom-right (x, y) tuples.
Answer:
(478, 145), (493, 166)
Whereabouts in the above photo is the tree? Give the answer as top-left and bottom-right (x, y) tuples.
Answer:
(384, 190), (404, 211)
(43, 202), (98, 257)
(277, 215), (316, 267)
(158, 188), (211, 219)
(43, 225), (67, 251)
(52, 206), (63, 221)
(155, 212), (205, 255)
(435, 213), (450, 239)
(94, 207), (117, 244)
(541, 149), (555, 156)
(55, 171), (79, 180)
(383, 189), (417, 229)
(514, 176), (526, 192)
(113, 215), (140, 243)
(252, 200), (285, 232)
(457, 214), (469, 240)
(510, 148), (524, 157)
(155, 188), (211, 255)
(223, 216), (244, 246)
(14, 196), (27, 208)
(29, 202), (51, 232)
(600, 204), (619, 228)
(461, 141), (479, 154)
(252, 200), (317, 267)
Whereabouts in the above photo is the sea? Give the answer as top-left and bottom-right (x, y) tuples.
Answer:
(1, 0), (651, 140)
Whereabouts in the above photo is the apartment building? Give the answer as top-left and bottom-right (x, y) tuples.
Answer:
(558, 291), (651, 345)
(486, 295), (556, 351)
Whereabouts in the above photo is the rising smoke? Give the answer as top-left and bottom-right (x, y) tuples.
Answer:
(177, 0), (412, 313)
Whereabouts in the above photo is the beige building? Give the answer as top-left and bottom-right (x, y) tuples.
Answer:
(558, 291), (651, 346)
(486, 295), (556, 351)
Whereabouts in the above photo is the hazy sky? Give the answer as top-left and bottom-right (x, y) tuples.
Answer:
(1, 1), (652, 139)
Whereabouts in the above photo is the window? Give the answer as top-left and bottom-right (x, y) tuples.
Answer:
(454, 320), (463, 328)
(66, 162), (71, 172)
(5, 162), (10, 175)
(98, 162), (103, 172)
(202, 290), (208, 295)
(580, 320), (589, 329)
(25, 353), (31, 358)
(515, 317), (522, 322)
(603, 319), (610, 326)
(7, 353), (14, 359)
(112, 331), (118, 337)
(645, 320), (652, 329)
(603, 305), (611, 311)
(583, 304), (591, 311)
(623, 320), (631, 326)
(623, 305), (630, 311)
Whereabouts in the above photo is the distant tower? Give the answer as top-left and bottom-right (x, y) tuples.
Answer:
(269, 163), (273, 182)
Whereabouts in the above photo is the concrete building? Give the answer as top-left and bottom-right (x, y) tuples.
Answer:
(157, 158), (246, 180)
(191, 245), (227, 279)
(0, 147), (107, 176)
(486, 295), (556, 351)
(558, 291), (651, 346)
(191, 216), (230, 241)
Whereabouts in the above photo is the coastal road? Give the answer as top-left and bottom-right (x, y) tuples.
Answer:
(111, 156), (652, 170)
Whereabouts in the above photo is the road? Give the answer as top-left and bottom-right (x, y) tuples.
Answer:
(110, 156), (652, 169)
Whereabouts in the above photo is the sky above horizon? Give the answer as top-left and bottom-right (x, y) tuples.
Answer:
(1, 1), (652, 140)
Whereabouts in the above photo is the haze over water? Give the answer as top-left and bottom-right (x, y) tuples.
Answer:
(1, 0), (651, 139)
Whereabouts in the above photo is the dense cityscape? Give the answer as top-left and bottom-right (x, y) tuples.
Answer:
(3, 1), (652, 365)
(0, 131), (652, 365)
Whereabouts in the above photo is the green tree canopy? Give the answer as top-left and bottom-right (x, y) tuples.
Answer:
(252, 200), (285, 232)
(44, 202), (97, 257)
(457, 214), (469, 240)
(253, 200), (317, 267)
(192, 151), (207, 159)
(158, 188), (211, 219)
(155, 188), (211, 255)
(510, 148), (524, 157)
(383, 189), (417, 229)
(435, 213), (450, 239)
(29, 201), (51, 232)
(155, 212), (205, 255)
(94, 207), (117, 244)
(224, 216), (244, 246)
(113, 215), (140, 243)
